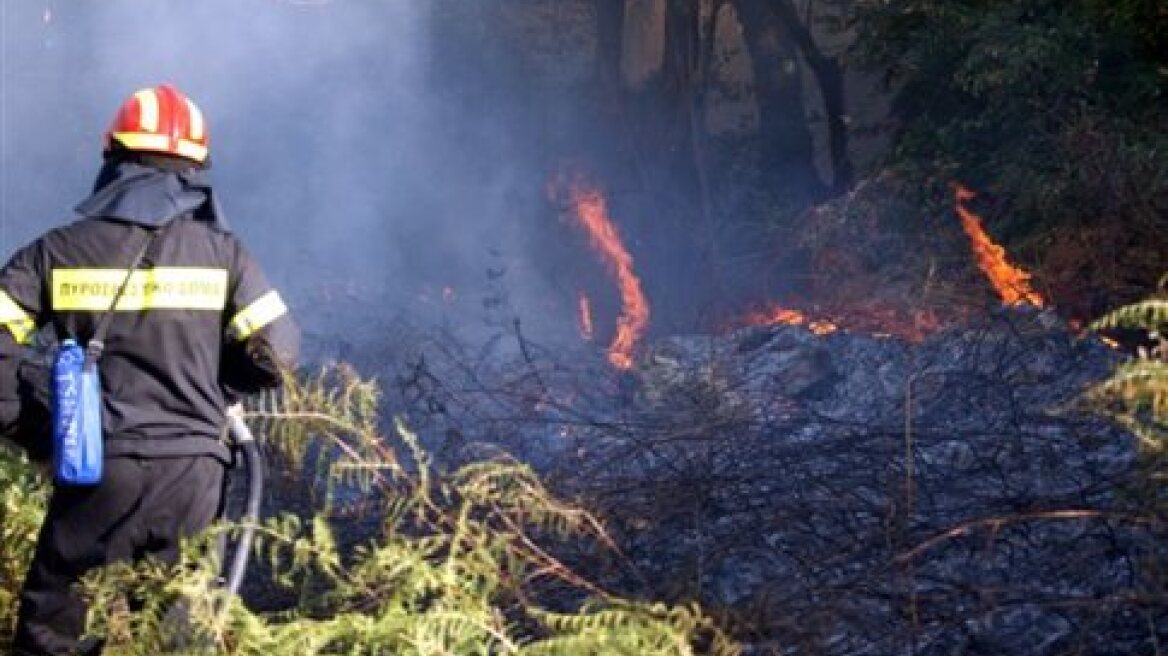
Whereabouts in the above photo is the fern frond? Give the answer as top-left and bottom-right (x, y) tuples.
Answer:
(43, 362), (741, 656)
(1085, 359), (1168, 406)
(1090, 298), (1168, 332)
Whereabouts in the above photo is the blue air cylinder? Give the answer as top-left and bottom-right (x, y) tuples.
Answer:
(52, 339), (103, 485)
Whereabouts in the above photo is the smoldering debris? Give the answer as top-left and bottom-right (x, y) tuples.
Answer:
(313, 306), (1165, 655)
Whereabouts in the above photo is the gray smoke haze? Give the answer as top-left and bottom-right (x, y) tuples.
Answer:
(0, 0), (582, 354)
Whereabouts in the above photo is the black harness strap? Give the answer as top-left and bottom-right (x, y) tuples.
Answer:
(84, 227), (158, 369)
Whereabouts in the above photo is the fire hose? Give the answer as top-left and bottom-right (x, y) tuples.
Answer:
(223, 403), (263, 602)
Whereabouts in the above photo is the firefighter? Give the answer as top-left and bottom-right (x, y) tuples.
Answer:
(0, 84), (299, 655)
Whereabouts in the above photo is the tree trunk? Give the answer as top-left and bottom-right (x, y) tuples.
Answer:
(609, 0), (726, 328)
(731, 0), (826, 206)
(594, 0), (625, 89)
(768, 0), (853, 193)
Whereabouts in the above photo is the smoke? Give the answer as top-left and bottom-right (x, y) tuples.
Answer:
(0, 0), (577, 353)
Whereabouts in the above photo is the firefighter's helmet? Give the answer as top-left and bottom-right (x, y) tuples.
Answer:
(105, 84), (209, 165)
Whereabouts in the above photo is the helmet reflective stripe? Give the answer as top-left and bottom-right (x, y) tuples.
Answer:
(110, 132), (209, 163)
(186, 98), (205, 141)
(133, 89), (160, 133)
(174, 138), (208, 162)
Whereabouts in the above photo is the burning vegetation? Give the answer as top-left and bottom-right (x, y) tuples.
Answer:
(550, 173), (650, 370)
(3, 2), (1160, 653)
(549, 171), (1058, 363)
(742, 305), (838, 336)
(705, 178), (1049, 346)
(542, 171), (1067, 377)
(953, 183), (1045, 308)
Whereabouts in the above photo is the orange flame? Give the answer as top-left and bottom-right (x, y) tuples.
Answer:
(737, 302), (955, 342)
(578, 292), (595, 342)
(953, 184), (1044, 307)
(561, 182), (649, 369)
(746, 305), (839, 335)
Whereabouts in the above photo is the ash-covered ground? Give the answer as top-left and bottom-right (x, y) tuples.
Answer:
(249, 303), (1166, 655)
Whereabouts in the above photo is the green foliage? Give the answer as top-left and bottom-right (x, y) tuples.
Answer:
(1091, 299), (1168, 334)
(15, 364), (738, 655)
(0, 446), (48, 647)
(1084, 293), (1168, 451)
(850, 0), (1167, 248)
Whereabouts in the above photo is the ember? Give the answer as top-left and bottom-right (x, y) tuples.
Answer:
(746, 304), (838, 335)
(735, 301), (955, 343)
(953, 183), (1044, 307)
(555, 177), (650, 369)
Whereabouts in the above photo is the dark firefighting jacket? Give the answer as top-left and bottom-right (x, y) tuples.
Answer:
(0, 161), (298, 463)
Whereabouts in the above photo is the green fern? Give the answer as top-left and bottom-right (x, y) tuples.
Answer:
(1090, 298), (1168, 333)
(68, 363), (740, 655)
(1084, 291), (1168, 454)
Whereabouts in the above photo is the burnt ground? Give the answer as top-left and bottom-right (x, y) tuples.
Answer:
(239, 301), (1166, 656)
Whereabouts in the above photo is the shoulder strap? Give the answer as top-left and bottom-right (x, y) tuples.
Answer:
(84, 226), (158, 368)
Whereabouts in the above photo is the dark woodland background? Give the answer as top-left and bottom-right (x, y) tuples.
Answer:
(1, 0), (1163, 343)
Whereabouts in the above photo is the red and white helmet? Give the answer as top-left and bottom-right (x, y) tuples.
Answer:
(105, 84), (209, 164)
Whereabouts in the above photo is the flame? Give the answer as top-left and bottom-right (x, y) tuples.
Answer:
(442, 286), (456, 304)
(559, 180), (649, 369)
(578, 292), (595, 342)
(738, 302), (955, 342)
(749, 306), (806, 326)
(953, 184), (1044, 307)
(746, 305), (838, 335)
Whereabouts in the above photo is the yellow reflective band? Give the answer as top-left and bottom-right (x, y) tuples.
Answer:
(110, 132), (208, 163)
(134, 89), (160, 132)
(229, 290), (287, 340)
(51, 268), (228, 311)
(111, 131), (168, 152)
(174, 138), (209, 162)
(0, 291), (35, 344)
(0, 291), (32, 324)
